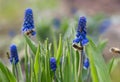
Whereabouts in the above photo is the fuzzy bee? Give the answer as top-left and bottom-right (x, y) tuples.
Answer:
(109, 47), (120, 54)
(25, 29), (35, 36)
(25, 29), (36, 37)
(72, 43), (83, 51)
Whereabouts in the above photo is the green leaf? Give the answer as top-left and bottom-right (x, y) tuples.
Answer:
(24, 35), (37, 55)
(30, 58), (34, 82)
(34, 43), (40, 81)
(13, 63), (23, 82)
(25, 44), (29, 82)
(62, 48), (73, 82)
(107, 58), (115, 74)
(86, 44), (99, 82)
(41, 69), (46, 82)
(63, 55), (70, 82)
(56, 35), (63, 64)
(44, 40), (51, 82)
(74, 51), (80, 82)
(0, 69), (9, 82)
(0, 61), (16, 82)
(86, 38), (111, 82)
(97, 40), (107, 52)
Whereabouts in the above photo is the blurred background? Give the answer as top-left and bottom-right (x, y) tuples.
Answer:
(0, 0), (120, 82)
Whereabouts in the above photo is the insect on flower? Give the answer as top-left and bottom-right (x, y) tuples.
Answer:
(25, 29), (36, 36)
(72, 43), (83, 51)
(73, 16), (89, 50)
(109, 47), (120, 54)
(22, 8), (36, 36)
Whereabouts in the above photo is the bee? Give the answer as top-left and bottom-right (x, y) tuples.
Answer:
(6, 52), (10, 59)
(25, 29), (35, 36)
(109, 47), (120, 54)
(72, 43), (83, 51)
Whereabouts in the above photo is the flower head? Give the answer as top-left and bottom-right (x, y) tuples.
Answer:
(53, 17), (61, 29)
(83, 58), (89, 70)
(73, 16), (89, 46)
(22, 8), (36, 36)
(10, 44), (19, 64)
(70, 7), (77, 14)
(99, 19), (111, 34)
(50, 57), (57, 72)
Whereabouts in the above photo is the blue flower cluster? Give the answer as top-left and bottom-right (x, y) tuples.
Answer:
(10, 44), (19, 65)
(50, 57), (57, 72)
(73, 16), (89, 46)
(83, 58), (89, 70)
(99, 19), (111, 34)
(73, 16), (90, 70)
(22, 8), (36, 36)
(53, 17), (61, 29)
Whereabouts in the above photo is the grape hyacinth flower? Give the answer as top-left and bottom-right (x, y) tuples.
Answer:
(10, 44), (19, 64)
(73, 16), (89, 46)
(50, 57), (57, 72)
(8, 30), (16, 38)
(22, 8), (36, 36)
(99, 19), (111, 34)
(83, 58), (89, 70)
(73, 16), (90, 78)
(70, 7), (77, 15)
(53, 17), (61, 29)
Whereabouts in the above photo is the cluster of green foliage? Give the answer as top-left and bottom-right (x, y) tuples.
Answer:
(0, 28), (114, 82)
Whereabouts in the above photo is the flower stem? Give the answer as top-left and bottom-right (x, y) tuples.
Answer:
(54, 72), (57, 82)
(15, 64), (19, 82)
(78, 46), (85, 82)
(17, 63), (23, 81)
(12, 60), (19, 82)
(86, 68), (91, 82)
(60, 64), (63, 82)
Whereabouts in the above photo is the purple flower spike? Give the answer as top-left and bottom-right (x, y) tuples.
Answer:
(83, 58), (89, 70)
(73, 16), (89, 46)
(22, 8), (36, 36)
(50, 57), (57, 72)
(10, 44), (19, 64)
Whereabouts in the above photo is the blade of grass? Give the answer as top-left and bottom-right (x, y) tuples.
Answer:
(107, 58), (115, 74)
(0, 69), (9, 82)
(24, 35), (37, 55)
(86, 45), (99, 82)
(34, 43), (40, 82)
(87, 37), (111, 82)
(0, 61), (16, 82)
(56, 35), (62, 64)
(25, 44), (29, 82)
